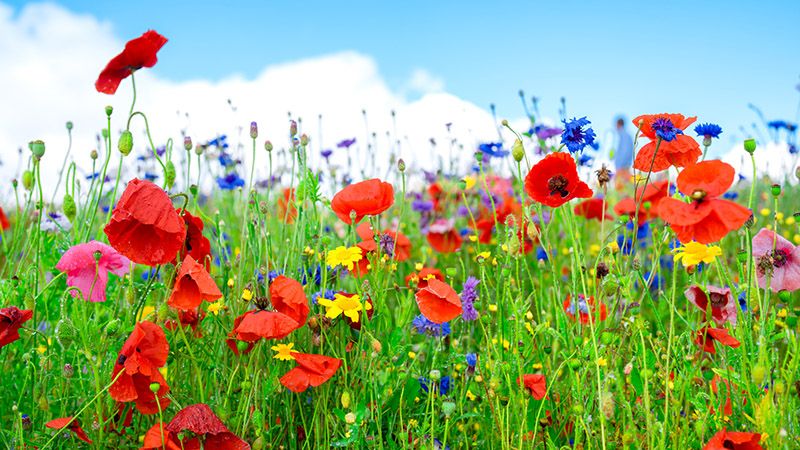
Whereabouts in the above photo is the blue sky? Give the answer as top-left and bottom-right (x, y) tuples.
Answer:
(5, 0), (800, 144)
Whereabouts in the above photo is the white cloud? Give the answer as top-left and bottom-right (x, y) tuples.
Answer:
(0, 1), (516, 200)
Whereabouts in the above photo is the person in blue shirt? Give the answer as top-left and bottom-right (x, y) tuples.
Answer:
(613, 116), (634, 188)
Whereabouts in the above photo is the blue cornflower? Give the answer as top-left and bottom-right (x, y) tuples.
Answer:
(267, 270), (283, 283)
(466, 353), (477, 368)
(460, 276), (480, 321)
(722, 192), (739, 200)
(411, 199), (434, 212)
(143, 172), (159, 181)
(321, 149), (333, 160)
(412, 315), (451, 337)
(478, 142), (508, 158)
(535, 247), (549, 261)
(651, 117), (682, 142)
(418, 376), (451, 396)
(206, 135), (229, 149)
(337, 138), (356, 149)
(533, 125), (562, 140)
(311, 290), (336, 305)
(218, 152), (235, 167)
(217, 172), (245, 190)
(560, 117), (596, 153)
(694, 123), (722, 139)
(738, 291), (748, 312)
(767, 120), (789, 130)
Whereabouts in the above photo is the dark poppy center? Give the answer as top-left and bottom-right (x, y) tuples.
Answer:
(547, 175), (570, 198)
(709, 292), (726, 308)
(722, 440), (735, 450)
(254, 296), (271, 310)
(117, 354), (127, 365)
(771, 249), (789, 268)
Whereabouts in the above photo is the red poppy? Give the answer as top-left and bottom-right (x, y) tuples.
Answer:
(573, 198), (612, 221)
(658, 160), (750, 244)
(278, 188), (298, 223)
(428, 182), (445, 211)
(178, 209), (211, 269)
(426, 219), (462, 253)
(104, 179), (187, 266)
(46, 417), (93, 444)
(109, 321), (171, 414)
(685, 285), (737, 327)
(162, 404), (249, 450)
(331, 178), (394, 224)
(0, 305), (33, 349)
(703, 429), (762, 450)
(355, 222), (411, 261)
(96, 30), (168, 95)
(415, 278), (463, 324)
(225, 314), (254, 356)
(695, 327), (741, 354)
(141, 423), (199, 450)
(168, 255), (222, 311)
(232, 310), (300, 342)
(518, 374), (547, 400)
(279, 352), (343, 393)
(0, 206), (9, 230)
(563, 295), (607, 324)
(613, 180), (669, 222)
(632, 113), (701, 172)
(405, 268), (444, 289)
(270, 275), (310, 326)
(524, 152), (593, 208)
(165, 308), (206, 337)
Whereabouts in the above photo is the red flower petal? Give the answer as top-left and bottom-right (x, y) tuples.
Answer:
(0, 306), (33, 349)
(168, 255), (222, 310)
(234, 310), (299, 341)
(270, 276), (310, 326)
(518, 374), (547, 400)
(96, 30), (167, 95)
(279, 353), (342, 393)
(524, 152), (593, 208)
(330, 179), (394, 224)
(415, 279), (462, 324)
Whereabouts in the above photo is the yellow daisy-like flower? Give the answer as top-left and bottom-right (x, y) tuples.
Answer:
(317, 292), (371, 323)
(325, 246), (363, 271)
(241, 288), (253, 301)
(476, 251), (491, 262)
(462, 175), (476, 190)
(672, 242), (722, 267)
(271, 342), (296, 361)
(207, 299), (226, 316)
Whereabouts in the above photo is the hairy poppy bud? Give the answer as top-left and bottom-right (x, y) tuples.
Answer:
(184, 136), (192, 151)
(264, 140), (273, 152)
(397, 158), (406, 172)
(105, 105), (113, 117)
(341, 391), (351, 409)
(511, 139), (524, 162)
(66, 121), (73, 131)
(778, 290), (791, 302)
(90, 149), (98, 160)
(751, 365), (766, 385)
(164, 161), (176, 188)
(771, 183), (782, 197)
(250, 121), (258, 139)
(55, 318), (78, 347)
(12, 179), (17, 189)
(300, 134), (309, 146)
(474, 151), (483, 163)
(29, 140), (45, 158)
(289, 120), (298, 137)
(118, 130), (133, 156)
(189, 184), (198, 196)
(104, 318), (121, 336)
(102, 128), (109, 139)
(194, 144), (204, 156)
(22, 170), (33, 191)
(743, 138), (757, 154)
(62, 194), (76, 221)
(63, 363), (74, 378)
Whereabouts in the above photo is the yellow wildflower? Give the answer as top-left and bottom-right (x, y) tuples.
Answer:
(476, 251), (491, 262)
(672, 242), (722, 267)
(462, 175), (476, 190)
(317, 292), (371, 322)
(759, 208), (770, 217)
(241, 288), (253, 301)
(325, 246), (363, 271)
(207, 299), (225, 316)
(271, 343), (296, 361)
(466, 389), (477, 401)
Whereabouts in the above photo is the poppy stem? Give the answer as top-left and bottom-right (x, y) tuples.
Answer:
(170, 193), (190, 215)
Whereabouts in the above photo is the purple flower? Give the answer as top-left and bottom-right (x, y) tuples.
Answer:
(379, 233), (395, 257)
(412, 199), (434, 212)
(412, 314), (451, 336)
(337, 138), (356, 149)
(535, 125), (562, 140)
(651, 117), (682, 142)
(460, 276), (480, 321)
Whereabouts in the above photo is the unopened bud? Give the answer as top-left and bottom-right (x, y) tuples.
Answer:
(149, 382), (161, 394)
(184, 136), (192, 151)
(289, 120), (297, 137)
(771, 184), (782, 197)
(511, 138), (524, 162)
(250, 121), (258, 139)
(300, 134), (309, 146)
(22, 170), (33, 190)
(397, 158), (406, 172)
(90, 149), (98, 160)
(118, 130), (133, 156)
(164, 161), (176, 188)
(744, 138), (757, 154)
(66, 121), (73, 131)
(62, 363), (74, 378)
(62, 194), (76, 221)
(264, 140), (273, 152)
(105, 105), (113, 117)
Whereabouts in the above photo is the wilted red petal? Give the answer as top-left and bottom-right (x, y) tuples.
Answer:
(0, 306), (33, 349)
(234, 310), (299, 341)
(168, 255), (222, 310)
(166, 403), (230, 435)
(270, 276), (310, 326)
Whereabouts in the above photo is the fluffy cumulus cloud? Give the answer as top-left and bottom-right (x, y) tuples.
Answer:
(0, 1), (516, 198)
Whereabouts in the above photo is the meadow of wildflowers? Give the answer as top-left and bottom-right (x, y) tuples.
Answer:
(3, 29), (800, 450)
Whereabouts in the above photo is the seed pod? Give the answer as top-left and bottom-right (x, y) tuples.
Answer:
(118, 130), (133, 155)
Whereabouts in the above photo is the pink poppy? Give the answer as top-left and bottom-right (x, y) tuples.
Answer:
(685, 285), (737, 327)
(752, 228), (800, 293)
(56, 241), (131, 302)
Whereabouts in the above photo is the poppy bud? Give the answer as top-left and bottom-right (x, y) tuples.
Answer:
(252, 436), (266, 450)
(250, 121), (258, 139)
(289, 120), (298, 137)
(341, 391), (351, 409)
(264, 140), (273, 152)
(12, 179), (17, 189)
(90, 149), (98, 160)
(104, 318), (120, 336)
(189, 184), (198, 196)
(751, 365), (766, 385)
(118, 130), (133, 156)
(195, 144), (204, 156)
(474, 152), (483, 163)
(300, 134), (309, 146)
(771, 183), (782, 197)
(778, 290), (791, 303)
(445, 267), (457, 277)
(105, 105), (113, 117)
(397, 158), (406, 173)
(29, 140), (45, 158)
(149, 382), (161, 394)
(62, 194), (76, 222)
(22, 170), (33, 191)
(511, 139), (524, 162)
(101, 128), (109, 139)
(55, 318), (78, 347)
(236, 340), (249, 354)
(184, 136), (192, 151)
(743, 138), (757, 154)
(164, 161), (176, 188)
(66, 121), (73, 131)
